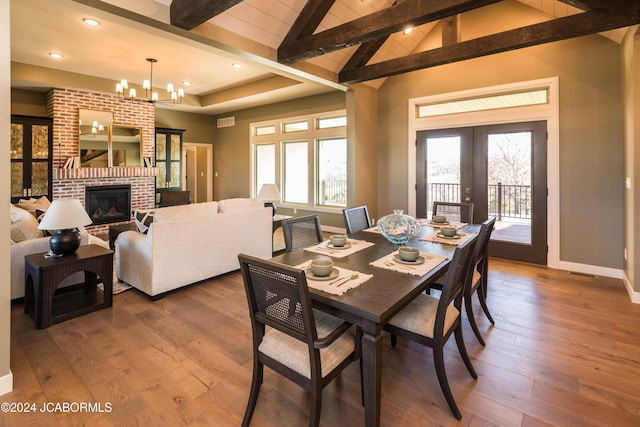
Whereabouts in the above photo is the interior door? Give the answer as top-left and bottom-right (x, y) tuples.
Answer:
(416, 121), (547, 264)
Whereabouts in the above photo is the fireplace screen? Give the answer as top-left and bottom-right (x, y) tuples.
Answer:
(85, 185), (131, 225)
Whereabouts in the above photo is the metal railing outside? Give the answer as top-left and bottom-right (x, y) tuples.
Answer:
(429, 182), (531, 220)
(321, 179), (347, 206)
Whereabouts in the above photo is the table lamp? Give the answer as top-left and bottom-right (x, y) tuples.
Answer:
(37, 198), (93, 255)
(257, 183), (281, 216)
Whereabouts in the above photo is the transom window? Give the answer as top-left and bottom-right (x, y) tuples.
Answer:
(250, 110), (347, 210)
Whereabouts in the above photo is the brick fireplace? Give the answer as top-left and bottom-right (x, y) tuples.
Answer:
(47, 88), (157, 234)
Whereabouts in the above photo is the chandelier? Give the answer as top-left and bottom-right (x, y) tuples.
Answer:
(115, 58), (184, 105)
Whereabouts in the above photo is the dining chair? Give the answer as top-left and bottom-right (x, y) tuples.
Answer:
(238, 254), (361, 427)
(432, 201), (474, 224)
(428, 217), (497, 346)
(282, 215), (323, 252)
(342, 205), (371, 234)
(384, 237), (478, 420)
(465, 216), (497, 346)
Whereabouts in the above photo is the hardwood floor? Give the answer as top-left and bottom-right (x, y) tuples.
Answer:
(3, 258), (640, 426)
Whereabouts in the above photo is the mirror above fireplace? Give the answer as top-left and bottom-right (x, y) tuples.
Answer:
(79, 109), (112, 168)
(111, 125), (143, 167)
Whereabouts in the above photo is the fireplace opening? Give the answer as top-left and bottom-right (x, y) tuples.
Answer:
(85, 185), (131, 225)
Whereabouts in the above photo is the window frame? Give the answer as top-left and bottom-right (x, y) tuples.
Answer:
(250, 110), (347, 213)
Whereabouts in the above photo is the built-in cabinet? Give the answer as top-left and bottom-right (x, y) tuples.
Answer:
(10, 115), (53, 203)
(155, 128), (184, 197)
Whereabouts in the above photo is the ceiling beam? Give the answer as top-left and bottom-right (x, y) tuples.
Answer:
(341, 36), (389, 72)
(278, 0), (503, 64)
(339, 10), (640, 84)
(170, 0), (244, 30)
(280, 0), (337, 47)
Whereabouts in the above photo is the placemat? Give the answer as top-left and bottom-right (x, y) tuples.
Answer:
(304, 239), (375, 258)
(419, 231), (473, 246)
(295, 261), (372, 295)
(369, 251), (447, 277)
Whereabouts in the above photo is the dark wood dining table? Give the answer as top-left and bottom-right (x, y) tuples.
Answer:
(271, 222), (480, 427)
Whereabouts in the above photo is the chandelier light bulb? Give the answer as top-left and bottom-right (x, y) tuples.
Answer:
(143, 80), (150, 90)
(116, 59), (183, 105)
(178, 88), (184, 98)
(129, 88), (136, 97)
(152, 92), (159, 102)
(167, 83), (174, 92)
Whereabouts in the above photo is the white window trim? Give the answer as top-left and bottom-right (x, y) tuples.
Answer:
(250, 109), (347, 213)
(408, 77), (560, 269)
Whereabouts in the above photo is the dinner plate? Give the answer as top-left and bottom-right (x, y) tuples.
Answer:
(436, 233), (461, 240)
(326, 242), (352, 250)
(393, 254), (426, 265)
(429, 221), (450, 226)
(305, 268), (340, 281)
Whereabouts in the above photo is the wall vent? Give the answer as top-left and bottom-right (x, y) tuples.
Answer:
(217, 116), (235, 128)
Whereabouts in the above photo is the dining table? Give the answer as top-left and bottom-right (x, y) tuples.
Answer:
(271, 220), (480, 427)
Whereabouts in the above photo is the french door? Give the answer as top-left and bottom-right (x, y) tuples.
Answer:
(416, 121), (547, 264)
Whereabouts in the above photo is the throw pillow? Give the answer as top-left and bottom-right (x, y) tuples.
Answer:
(17, 196), (51, 217)
(134, 210), (155, 234)
(10, 204), (43, 242)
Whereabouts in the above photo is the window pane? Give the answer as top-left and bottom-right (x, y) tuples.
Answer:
(11, 124), (23, 159)
(427, 136), (460, 213)
(31, 161), (49, 196)
(156, 134), (166, 160)
(11, 163), (23, 198)
(255, 144), (275, 194)
(317, 116), (346, 129)
(32, 124), (49, 159)
(255, 124), (275, 136)
(284, 142), (308, 203)
(156, 162), (166, 187)
(317, 138), (347, 207)
(170, 135), (181, 160)
(283, 120), (308, 133)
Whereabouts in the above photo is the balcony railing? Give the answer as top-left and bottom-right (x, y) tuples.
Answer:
(429, 182), (531, 220)
(320, 179), (347, 206)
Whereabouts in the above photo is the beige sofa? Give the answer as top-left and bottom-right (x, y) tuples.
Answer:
(10, 202), (109, 300)
(115, 198), (272, 299)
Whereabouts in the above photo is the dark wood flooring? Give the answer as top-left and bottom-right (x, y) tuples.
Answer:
(3, 258), (640, 426)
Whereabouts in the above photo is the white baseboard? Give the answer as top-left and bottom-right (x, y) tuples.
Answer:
(622, 273), (640, 304)
(0, 371), (13, 396)
(556, 260), (623, 279)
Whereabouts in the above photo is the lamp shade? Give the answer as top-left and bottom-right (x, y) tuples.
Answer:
(257, 184), (281, 202)
(38, 199), (93, 255)
(38, 198), (92, 231)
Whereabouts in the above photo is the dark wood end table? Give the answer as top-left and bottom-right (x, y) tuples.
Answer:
(24, 244), (114, 329)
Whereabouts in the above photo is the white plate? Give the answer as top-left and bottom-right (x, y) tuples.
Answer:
(393, 254), (426, 265)
(326, 242), (352, 250)
(305, 268), (340, 281)
(436, 233), (461, 240)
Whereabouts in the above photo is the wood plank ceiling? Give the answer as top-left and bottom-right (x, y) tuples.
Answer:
(171, 0), (640, 85)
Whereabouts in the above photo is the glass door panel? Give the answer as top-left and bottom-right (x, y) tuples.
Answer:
(426, 136), (460, 216)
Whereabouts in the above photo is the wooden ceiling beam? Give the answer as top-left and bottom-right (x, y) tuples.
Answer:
(341, 36), (389, 72)
(278, 0), (502, 64)
(339, 10), (640, 84)
(281, 0), (337, 47)
(170, 0), (244, 30)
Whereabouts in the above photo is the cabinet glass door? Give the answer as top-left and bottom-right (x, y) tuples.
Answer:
(11, 116), (52, 203)
(155, 128), (184, 195)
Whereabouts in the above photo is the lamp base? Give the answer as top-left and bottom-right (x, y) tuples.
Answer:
(264, 202), (277, 217)
(49, 229), (81, 255)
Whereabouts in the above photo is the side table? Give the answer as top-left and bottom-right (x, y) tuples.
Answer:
(24, 244), (114, 329)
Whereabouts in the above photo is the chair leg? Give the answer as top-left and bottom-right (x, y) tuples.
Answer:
(477, 280), (495, 324)
(390, 333), (397, 347)
(242, 361), (263, 427)
(433, 344), (462, 420)
(454, 326), (477, 379)
(465, 293), (486, 346)
(309, 386), (322, 427)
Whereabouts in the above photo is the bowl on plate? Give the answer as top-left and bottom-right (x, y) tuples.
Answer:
(330, 234), (348, 247)
(440, 227), (457, 237)
(398, 246), (420, 262)
(310, 257), (334, 276)
(432, 215), (447, 223)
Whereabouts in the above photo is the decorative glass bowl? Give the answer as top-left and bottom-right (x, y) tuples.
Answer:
(377, 209), (420, 245)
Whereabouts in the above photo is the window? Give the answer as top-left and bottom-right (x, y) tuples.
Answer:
(317, 138), (347, 207)
(250, 110), (347, 210)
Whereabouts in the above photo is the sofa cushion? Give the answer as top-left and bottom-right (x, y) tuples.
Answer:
(153, 201), (218, 223)
(17, 196), (51, 217)
(10, 204), (43, 242)
(134, 210), (155, 234)
(217, 198), (263, 213)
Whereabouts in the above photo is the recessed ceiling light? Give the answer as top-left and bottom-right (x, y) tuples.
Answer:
(83, 18), (100, 26)
(182, 81), (192, 86)
(49, 52), (63, 59)
(403, 27), (413, 35)
(232, 63), (241, 69)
